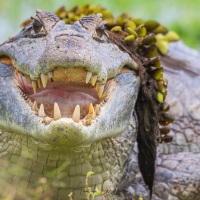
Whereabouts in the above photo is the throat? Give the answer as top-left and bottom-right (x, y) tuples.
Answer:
(0, 130), (135, 199)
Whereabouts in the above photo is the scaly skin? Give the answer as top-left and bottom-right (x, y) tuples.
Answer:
(0, 122), (137, 200)
(121, 42), (200, 200)
(0, 10), (199, 200)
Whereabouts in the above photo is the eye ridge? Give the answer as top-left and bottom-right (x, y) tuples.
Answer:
(32, 19), (43, 34)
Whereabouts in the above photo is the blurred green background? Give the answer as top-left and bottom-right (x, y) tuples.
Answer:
(0, 0), (200, 50)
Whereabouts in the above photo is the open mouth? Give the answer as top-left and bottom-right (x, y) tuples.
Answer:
(0, 54), (139, 146)
(15, 67), (124, 126)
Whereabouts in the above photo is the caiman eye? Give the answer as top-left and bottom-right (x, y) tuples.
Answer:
(96, 25), (105, 37)
(94, 22), (108, 43)
(32, 20), (43, 33)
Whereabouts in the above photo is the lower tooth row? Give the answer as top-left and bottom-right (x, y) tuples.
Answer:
(32, 101), (100, 125)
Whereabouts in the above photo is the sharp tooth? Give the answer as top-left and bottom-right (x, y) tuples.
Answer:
(32, 101), (38, 111)
(86, 72), (92, 84)
(82, 119), (87, 126)
(27, 98), (32, 104)
(95, 104), (100, 115)
(72, 105), (80, 123)
(38, 104), (46, 117)
(87, 117), (92, 125)
(44, 117), (53, 125)
(95, 82), (99, 90)
(41, 73), (48, 88)
(48, 72), (54, 80)
(91, 75), (97, 86)
(100, 102), (104, 106)
(97, 84), (105, 98)
(37, 79), (42, 88)
(89, 103), (96, 119)
(54, 102), (62, 120)
(32, 80), (38, 94)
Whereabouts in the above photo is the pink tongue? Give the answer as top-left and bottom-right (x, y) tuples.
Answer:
(30, 90), (98, 118)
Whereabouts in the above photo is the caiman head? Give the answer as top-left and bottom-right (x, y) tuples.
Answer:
(0, 10), (139, 147)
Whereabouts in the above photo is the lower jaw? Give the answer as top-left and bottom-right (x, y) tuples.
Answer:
(30, 101), (94, 119)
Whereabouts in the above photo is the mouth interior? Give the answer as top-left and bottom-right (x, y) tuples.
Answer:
(16, 67), (104, 118)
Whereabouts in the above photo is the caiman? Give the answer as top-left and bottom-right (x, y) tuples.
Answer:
(0, 5), (199, 200)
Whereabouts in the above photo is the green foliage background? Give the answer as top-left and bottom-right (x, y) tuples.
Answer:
(0, 0), (199, 49)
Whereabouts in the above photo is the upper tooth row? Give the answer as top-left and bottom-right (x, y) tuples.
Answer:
(31, 73), (49, 94)
(85, 72), (105, 98)
(32, 101), (100, 125)
(31, 71), (106, 98)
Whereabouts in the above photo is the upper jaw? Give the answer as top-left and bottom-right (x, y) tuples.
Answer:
(0, 15), (138, 81)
